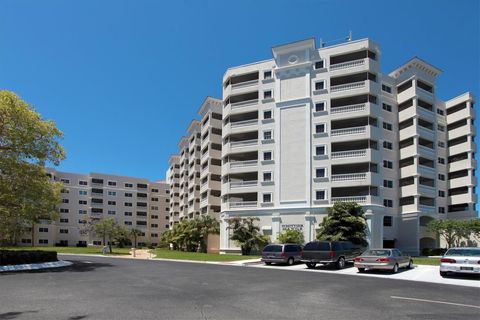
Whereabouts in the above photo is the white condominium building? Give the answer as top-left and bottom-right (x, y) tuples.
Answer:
(219, 37), (476, 255)
(166, 97), (223, 226)
(19, 169), (170, 247)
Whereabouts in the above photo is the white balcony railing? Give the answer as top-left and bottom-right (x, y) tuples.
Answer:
(228, 201), (258, 208)
(230, 119), (258, 128)
(330, 81), (366, 93)
(332, 196), (367, 203)
(229, 160), (258, 169)
(230, 139), (258, 148)
(329, 58), (366, 71)
(231, 79), (259, 89)
(230, 99), (259, 110)
(331, 172), (367, 182)
(330, 103), (366, 115)
(331, 149), (367, 159)
(331, 126), (366, 137)
(230, 180), (258, 188)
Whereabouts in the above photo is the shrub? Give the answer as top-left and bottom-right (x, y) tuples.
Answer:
(421, 248), (448, 256)
(0, 250), (58, 266)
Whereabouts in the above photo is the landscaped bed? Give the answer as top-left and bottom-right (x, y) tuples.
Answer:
(412, 257), (441, 266)
(152, 249), (260, 262)
(0, 250), (58, 266)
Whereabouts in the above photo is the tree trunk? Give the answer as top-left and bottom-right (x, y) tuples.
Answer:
(31, 223), (35, 247)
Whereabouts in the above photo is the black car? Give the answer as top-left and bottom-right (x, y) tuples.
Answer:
(301, 241), (363, 269)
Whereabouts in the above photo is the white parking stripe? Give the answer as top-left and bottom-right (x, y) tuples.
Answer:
(390, 296), (480, 309)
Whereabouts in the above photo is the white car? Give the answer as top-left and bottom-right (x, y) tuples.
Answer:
(439, 247), (480, 277)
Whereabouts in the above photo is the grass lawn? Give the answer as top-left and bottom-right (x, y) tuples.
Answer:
(413, 257), (441, 266)
(152, 249), (260, 262)
(0, 246), (131, 256)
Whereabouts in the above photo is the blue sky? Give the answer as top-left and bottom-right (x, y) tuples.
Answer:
(1, 0), (478, 181)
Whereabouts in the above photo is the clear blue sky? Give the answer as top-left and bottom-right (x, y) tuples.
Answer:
(1, 0), (478, 181)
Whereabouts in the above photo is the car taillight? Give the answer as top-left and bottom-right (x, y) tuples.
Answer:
(441, 258), (456, 263)
(300, 251), (304, 258)
(329, 251), (334, 258)
(280, 252), (286, 257)
(354, 257), (364, 262)
(376, 258), (390, 262)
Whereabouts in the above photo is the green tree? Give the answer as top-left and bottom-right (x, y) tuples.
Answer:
(316, 202), (367, 246)
(130, 228), (143, 248)
(277, 229), (304, 244)
(227, 217), (269, 255)
(94, 218), (117, 253)
(428, 219), (480, 248)
(0, 91), (65, 245)
(113, 226), (131, 248)
(196, 215), (220, 253)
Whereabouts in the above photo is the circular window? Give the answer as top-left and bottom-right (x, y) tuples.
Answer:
(288, 55), (298, 64)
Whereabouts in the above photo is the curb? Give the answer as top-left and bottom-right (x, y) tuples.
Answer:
(0, 260), (73, 273)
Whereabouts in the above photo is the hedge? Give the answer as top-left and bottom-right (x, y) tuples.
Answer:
(0, 250), (58, 266)
(421, 248), (448, 256)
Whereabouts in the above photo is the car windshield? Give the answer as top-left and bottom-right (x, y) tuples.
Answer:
(445, 248), (480, 257)
(362, 250), (391, 256)
(263, 245), (282, 253)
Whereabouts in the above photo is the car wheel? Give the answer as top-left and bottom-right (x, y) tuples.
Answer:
(306, 262), (316, 269)
(264, 262), (272, 265)
(391, 263), (399, 274)
(358, 268), (365, 273)
(407, 260), (413, 269)
(287, 258), (294, 266)
(440, 271), (448, 277)
(336, 257), (346, 269)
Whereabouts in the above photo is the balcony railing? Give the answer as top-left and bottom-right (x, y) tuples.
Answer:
(230, 139), (258, 148)
(231, 79), (259, 89)
(230, 180), (258, 188)
(228, 201), (258, 208)
(332, 196), (367, 203)
(331, 172), (367, 182)
(331, 149), (367, 159)
(330, 103), (366, 115)
(330, 81), (366, 93)
(331, 126), (366, 137)
(230, 119), (258, 128)
(229, 160), (258, 168)
(230, 99), (259, 110)
(330, 58), (366, 71)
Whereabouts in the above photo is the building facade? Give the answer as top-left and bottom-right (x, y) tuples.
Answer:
(19, 169), (170, 247)
(219, 38), (476, 255)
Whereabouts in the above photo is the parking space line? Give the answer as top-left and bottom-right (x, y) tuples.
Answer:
(390, 296), (480, 309)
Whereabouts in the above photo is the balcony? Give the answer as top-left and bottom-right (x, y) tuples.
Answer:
(329, 58), (366, 71)
(331, 185), (379, 205)
(230, 180), (258, 188)
(225, 91), (259, 111)
(330, 72), (376, 94)
(331, 126), (366, 137)
(230, 119), (258, 129)
(331, 81), (365, 93)
(331, 172), (367, 182)
(230, 139), (258, 149)
(230, 160), (258, 169)
(228, 201), (258, 208)
(331, 149), (367, 159)
(330, 103), (366, 115)
(332, 196), (368, 203)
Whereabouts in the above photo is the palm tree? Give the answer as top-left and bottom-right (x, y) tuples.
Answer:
(196, 215), (220, 253)
(228, 217), (269, 255)
(130, 228), (142, 249)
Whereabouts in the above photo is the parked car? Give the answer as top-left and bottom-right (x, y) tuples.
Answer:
(261, 244), (303, 265)
(354, 249), (413, 273)
(439, 247), (480, 277)
(301, 241), (363, 269)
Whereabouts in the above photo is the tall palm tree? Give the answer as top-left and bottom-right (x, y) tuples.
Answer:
(130, 228), (142, 248)
(196, 215), (220, 253)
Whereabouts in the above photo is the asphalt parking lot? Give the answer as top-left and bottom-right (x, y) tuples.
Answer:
(0, 255), (479, 320)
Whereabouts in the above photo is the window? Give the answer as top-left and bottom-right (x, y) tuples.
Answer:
(315, 102), (325, 112)
(437, 124), (445, 132)
(93, 240), (102, 245)
(438, 190), (445, 197)
(263, 172), (272, 182)
(39, 239), (48, 244)
(108, 191), (116, 196)
(125, 183), (133, 188)
(39, 227), (48, 233)
(315, 145), (326, 156)
(61, 189), (69, 194)
(151, 215), (159, 219)
(136, 221), (147, 226)
(315, 123), (326, 134)
(62, 199), (69, 203)
(137, 211), (147, 217)
(60, 179), (70, 184)
(383, 180), (393, 188)
(383, 160), (393, 169)
(151, 188), (159, 193)
(92, 178), (103, 184)
(383, 216), (393, 226)
(151, 206), (158, 210)
(263, 110), (272, 119)
(137, 202), (147, 207)
(263, 193), (272, 203)
(315, 168), (326, 178)
(137, 183), (148, 189)
(60, 218), (69, 223)
(314, 60), (324, 69)
(315, 81), (325, 91)
(263, 151), (272, 161)
(125, 192), (133, 197)
(60, 229), (68, 234)
(264, 70), (272, 79)
(60, 208), (69, 213)
(78, 219), (87, 224)
(263, 90), (272, 99)
(78, 210), (87, 215)
(381, 84), (392, 93)
(382, 103), (392, 112)
(438, 157), (445, 164)
(438, 174), (445, 181)
(79, 180), (88, 186)
(263, 130), (272, 140)
(79, 200), (87, 205)
(125, 202), (132, 207)
(21, 239), (32, 244)
(437, 109), (444, 116)
(108, 181), (117, 186)
(383, 122), (392, 131)
(125, 212), (132, 216)
(151, 224), (158, 228)
(438, 141), (445, 148)
(108, 201), (116, 205)
(79, 190), (88, 196)
(383, 141), (393, 150)
(125, 221), (132, 226)
(439, 207), (445, 214)
(151, 197), (159, 202)
(108, 210), (116, 215)
(316, 190), (326, 200)
(383, 199), (393, 207)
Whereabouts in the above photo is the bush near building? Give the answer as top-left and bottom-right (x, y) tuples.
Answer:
(277, 229), (304, 244)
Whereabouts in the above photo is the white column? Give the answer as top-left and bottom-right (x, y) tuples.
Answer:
(365, 209), (373, 248)
(304, 213), (316, 242)
(220, 217), (229, 250)
(271, 214), (281, 242)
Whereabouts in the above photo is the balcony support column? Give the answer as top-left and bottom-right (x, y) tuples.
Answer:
(304, 213), (316, 242)
(365, 209), (383, 249)
(271, 214), (281, 243)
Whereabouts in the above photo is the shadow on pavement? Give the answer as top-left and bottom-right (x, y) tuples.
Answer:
(441, 273), (480, 281)
(0, 310), (39, 319)
(0, 260), (112, 275)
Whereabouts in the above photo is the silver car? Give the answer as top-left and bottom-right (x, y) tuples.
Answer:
(354, 249), (413, 273)
(439, 247), (480, 277)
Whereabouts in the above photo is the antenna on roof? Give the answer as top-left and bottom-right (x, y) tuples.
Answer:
(347, 31), (352, 42)
(320, 32), (353, 48)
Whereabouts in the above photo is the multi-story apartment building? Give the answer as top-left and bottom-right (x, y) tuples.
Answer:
(219, 38), (476, 255)
(166, 97), (223, 227)
(19, 169), (170, 247)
